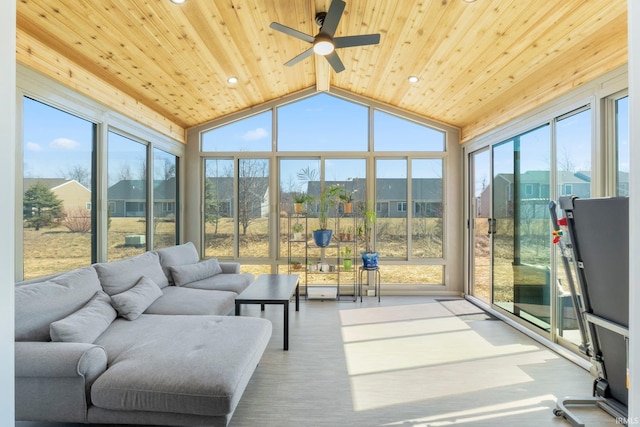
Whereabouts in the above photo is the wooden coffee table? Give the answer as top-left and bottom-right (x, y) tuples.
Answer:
(235, 274), (300, 350)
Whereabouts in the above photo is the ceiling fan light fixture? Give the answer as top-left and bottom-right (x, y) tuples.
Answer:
(313, 35), (335, 56)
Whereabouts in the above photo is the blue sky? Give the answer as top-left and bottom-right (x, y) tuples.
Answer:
(201, 93), (445, 153)
(23, 97), (94, 180)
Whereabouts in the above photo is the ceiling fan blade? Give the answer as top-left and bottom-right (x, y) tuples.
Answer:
(325, 51), (345, 73)
(320, 0), (346, 38)
(270, 22), (315, 44)
(284, 48), (314, 67)
(334, 34), (381, 49)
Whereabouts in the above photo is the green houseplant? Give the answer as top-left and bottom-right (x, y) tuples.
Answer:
(359, 201), (379, 268)
(340, 245), (353, 271)
(292, 192), (312, 214)
(292, 222), (304, 240)
(313, 185), (344, 248)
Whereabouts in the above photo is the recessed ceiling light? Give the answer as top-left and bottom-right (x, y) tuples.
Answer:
(227, 76), (238, 84)
(462, 0), (477, 3)
(408, 76), (419, 83)
(170, 0), (186, 4)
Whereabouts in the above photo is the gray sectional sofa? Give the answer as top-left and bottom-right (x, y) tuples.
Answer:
(14, 242), (272, 427)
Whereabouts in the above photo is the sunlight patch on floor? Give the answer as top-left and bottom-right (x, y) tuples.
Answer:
(339, 302), (450, 326)
(341, 301), (560, 412)
(341, 316), (470, 343)
(348, 350), (557, 411)
(343, 321), (539, 376)
(382, 394), (558, 426)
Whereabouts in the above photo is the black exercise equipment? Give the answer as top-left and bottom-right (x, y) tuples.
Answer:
(550, 196), (629, 426)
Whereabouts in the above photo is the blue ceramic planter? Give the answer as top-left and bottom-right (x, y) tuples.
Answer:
(361, 252), (379, 269)
(313, 229), (333, 247)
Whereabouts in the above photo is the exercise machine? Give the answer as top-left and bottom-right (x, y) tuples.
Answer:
(550, 196), (629, 426)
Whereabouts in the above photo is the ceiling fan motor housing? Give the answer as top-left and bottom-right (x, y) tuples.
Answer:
(315, 12), (327, 27)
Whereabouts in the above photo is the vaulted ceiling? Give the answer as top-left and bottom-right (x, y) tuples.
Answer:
(16, 0), (627, 143)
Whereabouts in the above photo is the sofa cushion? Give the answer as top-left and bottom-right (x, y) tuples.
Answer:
(183, 272), (254, 294)
(15, 267), (102, 342)
(91, 315), (272, 417)
(169, 258), (223, 287)
(155, 242), (199, 284)
(50, 291), (117, 343)
(94, 251), (169, 295)
(110, 276), (163, 320)
(144, 286), (237, 316)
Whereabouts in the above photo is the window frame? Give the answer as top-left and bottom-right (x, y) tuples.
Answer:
(16, 65), (185, 280)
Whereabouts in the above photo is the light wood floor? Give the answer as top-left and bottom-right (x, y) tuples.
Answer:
(18, 296), (618, 427)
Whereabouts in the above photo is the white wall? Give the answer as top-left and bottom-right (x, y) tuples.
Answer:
(1, 0), (16, 425)
(628, 0), (639, 421)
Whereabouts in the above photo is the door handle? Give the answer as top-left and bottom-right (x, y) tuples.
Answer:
(488, 218), (496, 234)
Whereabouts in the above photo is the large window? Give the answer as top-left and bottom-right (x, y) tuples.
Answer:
(277, 94), (368, 152)
(202, 92), (449, 285)
(376, 159), (408, 258)
(615, 96), (629, 196)
(412, 159), (443, 258)
(204, 159), (235, 258)
(18, 71), (184, 281)
(202, 111), (272, 152)
(556, 108), (591, 199)
(153, 148), (178, 249)
(374, 109), (445, 152)
(22, 97), (95, 279)
(238, 158), (270, 257)
(204, 158), (270, 260)
(107, 131), (147, 261)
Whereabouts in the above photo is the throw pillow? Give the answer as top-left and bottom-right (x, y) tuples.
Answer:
(110, 275), (163, 320)
(169, 258), (223, 287)
(93, 251), (169, 295)
(155, 242), (200, 284)
(50, 290), (117, 343)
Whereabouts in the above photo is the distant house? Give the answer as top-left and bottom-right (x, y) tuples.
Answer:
(480, 170), (592, 218)
(305, 178), (443, 218)
(108, 178), (177, 218)
(23, 178), (91, 216)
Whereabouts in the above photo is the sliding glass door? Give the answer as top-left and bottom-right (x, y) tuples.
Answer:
(469, 148), (491, 303)
(491, 126), (552, 330)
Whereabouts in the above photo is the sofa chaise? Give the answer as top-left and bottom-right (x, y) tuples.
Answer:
(15, 242), (272, 427)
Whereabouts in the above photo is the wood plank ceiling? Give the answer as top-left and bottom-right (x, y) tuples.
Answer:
(17, 0), (627, 143)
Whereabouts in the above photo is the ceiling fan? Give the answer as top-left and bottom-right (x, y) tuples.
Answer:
(270, 0), (381, 73)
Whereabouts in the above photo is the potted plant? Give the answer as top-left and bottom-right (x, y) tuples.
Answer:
(290, 259), (302, 270)
(292, 222), (304, 240)
(338, 228), (347, 241)
(340, 245), (352, 271)
(339, 191), (354, 214)
(341, 177), (360, 214)
(292, 192), (312, 214)
(312, 186), (338, 247)
(359, 201), (379, 269)
(346, 226), (354, 241)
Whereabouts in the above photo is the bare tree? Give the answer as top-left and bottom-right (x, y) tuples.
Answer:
(558, 147), (575, 172)
(118, 164), (133, 181)
(205, 162), (230, 235)
(59, 164), (90, 188)
(238, 159), (268, 235)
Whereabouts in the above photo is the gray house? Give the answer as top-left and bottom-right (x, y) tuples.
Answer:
(304, 179), (442, 218)
(481, 170), (591, 219)
(108, 178), (176, 218)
